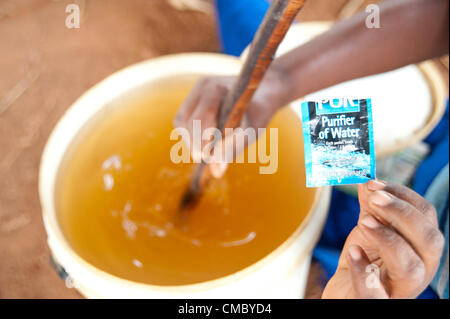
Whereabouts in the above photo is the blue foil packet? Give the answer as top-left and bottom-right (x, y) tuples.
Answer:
(301, 98), (376, 187)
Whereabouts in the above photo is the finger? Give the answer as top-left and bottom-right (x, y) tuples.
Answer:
(359, 180), (385, 205)
(221, 125), (256, 160)
(209, 161), (228, 178)
(174, 78), (206, 128)
(207, 118), (257, 178)
(366, 191), (445, 274)
(206, 132), (249, 178)
(189, 83), (225, 141)
(346, 245), (388, 299)
(358, 182), (378, 220)
(201, 128), (229, 178)
(186, 86), (226, 161)
(357, 180), (385, 222)
(358, 214), (428, 286)
(205, 132), (236, 178)
(365, 180), (438, 226)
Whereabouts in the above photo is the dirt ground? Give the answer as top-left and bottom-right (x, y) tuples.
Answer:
(1, 0), (441, 299)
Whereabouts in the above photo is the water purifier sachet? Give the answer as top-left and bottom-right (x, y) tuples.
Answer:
(301, 98), (376, 187)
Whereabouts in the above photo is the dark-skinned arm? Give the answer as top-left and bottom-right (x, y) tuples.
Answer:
(273, 0), (449, 107)
(175, 0), (449, 177)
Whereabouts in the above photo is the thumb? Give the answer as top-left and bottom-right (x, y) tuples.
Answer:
(206, 133), (233, 178)
(208, 115), (255, 178)
(207, 128), (247, 178)
(209, 161), (228, 178)
(346, 245), (388, 299)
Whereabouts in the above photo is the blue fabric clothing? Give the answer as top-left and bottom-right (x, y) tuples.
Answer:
(426, 164), (449, 299)
(215, 0), (269, 56)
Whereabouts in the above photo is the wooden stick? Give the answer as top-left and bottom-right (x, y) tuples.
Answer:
(180, 0), (307, 210)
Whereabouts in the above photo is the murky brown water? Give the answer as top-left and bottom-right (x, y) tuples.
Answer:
(57, 76), (316, 285)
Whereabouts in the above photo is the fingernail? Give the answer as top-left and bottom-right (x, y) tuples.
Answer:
(192, 150), (203, 163)
(348, 246), (362, 261)
(370, 191), (392, 206)
(367, 179), (385, 191)
(210, 162), (227, 178)
(361, 215), (381, 229)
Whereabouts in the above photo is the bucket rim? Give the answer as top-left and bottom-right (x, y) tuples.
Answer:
(39, 52), (330, 294)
